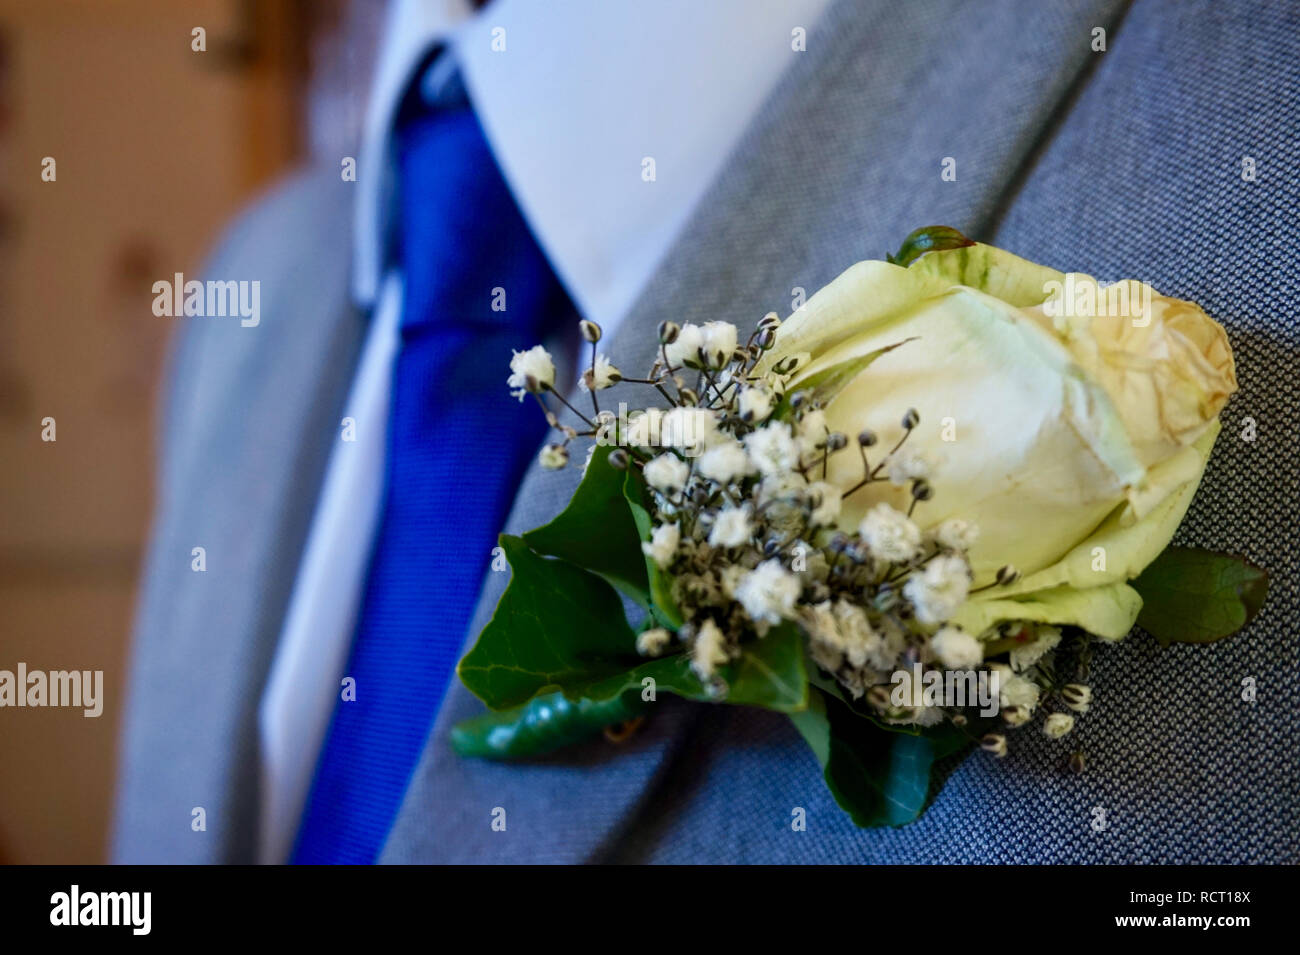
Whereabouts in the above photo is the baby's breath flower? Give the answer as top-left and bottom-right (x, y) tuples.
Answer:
(735, 558), (800, 625)
(934, 518), (979, 552)
(635, 627), (672, 658)
(578, 354), (622, 392)
(624, 408), (663, 447)
(796, 408), (828, 458)
(994, 665), (1041, 713)
(859, 502), (923, 563)
(538, 444), (569, 470)
(664, 323), (705, 368)
(929, 626), (983, 668)
(709, 506), (753, 549)
(737, 385), (774, 423)
(903, 554), (971, 626)
(744, 422), (800, 477)
(699, 321), (738, 370)
(507, 345), (555, 400)
(697, 439), (753, 484)
(718, 564), (746, 599)
(1009, 625), (1062, 672)
(886, 448), (931, 487)
(643, 453), (689, 496)
(690, 618), (730, 679)
(806, 481), (842, 527)
(661, 406), (718, 451)
(641, 522), (680, 570)
(1043, 713), (1076, 739)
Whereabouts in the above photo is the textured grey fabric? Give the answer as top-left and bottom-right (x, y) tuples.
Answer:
(112, 170), (367, 863)
(615, 0), (1300, 864)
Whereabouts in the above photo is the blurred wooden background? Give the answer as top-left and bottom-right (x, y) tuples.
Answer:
(0, 0), (378, 863)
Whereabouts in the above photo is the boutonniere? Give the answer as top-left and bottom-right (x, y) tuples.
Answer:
(451, 227), (1266, 827)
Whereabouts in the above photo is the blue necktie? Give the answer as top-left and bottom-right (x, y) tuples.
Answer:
(292, 69), (577, 863)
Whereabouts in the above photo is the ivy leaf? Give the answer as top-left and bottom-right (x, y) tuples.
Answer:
(457, 535), (642, 710)
(723, 622), (809, 712)
(584, 621), (809, 713)
(773, 339), (915, 421)
(457, 621), (809, 759)
(885, 224), (975, 267)
(523, 444), (649, 605)
(1131, 546), (1269, 647)
(622, 466), (683, 628)
(789, 687), (971, 828)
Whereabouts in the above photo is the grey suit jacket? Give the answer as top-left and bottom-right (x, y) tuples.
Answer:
(114, 0), (1300, 863)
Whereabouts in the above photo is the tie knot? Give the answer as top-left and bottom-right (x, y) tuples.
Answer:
(394, 82), (573, 340)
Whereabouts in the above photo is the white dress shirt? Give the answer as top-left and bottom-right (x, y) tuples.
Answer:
(258, 0), (832, 863)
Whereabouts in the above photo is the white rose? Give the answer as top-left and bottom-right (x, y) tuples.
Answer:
(759, 241), (1236, 639)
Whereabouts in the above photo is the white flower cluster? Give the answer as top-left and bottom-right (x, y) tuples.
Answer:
(510, 314), (1100, 760)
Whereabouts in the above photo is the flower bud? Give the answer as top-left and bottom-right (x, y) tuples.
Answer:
(826, 432), (848, 452)
(981, 733), (1008, 757)
(758, 311), (781, 331)
(658, 320), (680, 345)
(995, 564), (1021, 586)
(607, 448), (630, 470)
(1061, 683), (1092, 713)
(1001, 704), (1030, 727)
(579, 319), (602, 343)
(857, 429), (878, 447)
(539, 444), (569, 470)
(1043, 712), (1075, 738)
(911, 477), (933, 501)
(1068, 750), (1087, 774)
(902, 407), (920, 430)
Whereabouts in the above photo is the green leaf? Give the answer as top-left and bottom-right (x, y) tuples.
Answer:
(773, 338), (916, 421)
(622, 466), (683, 628)
(885, 225), (975, 268)
(457, 535), (642, 710)
(790, 687), (971, 828)
(451, 689), (649, 759)
(523, 444), (649, 605)
(1131, 546), (1269, 647)
(723, 622), (809, 712)
(584, 621), (809, 713)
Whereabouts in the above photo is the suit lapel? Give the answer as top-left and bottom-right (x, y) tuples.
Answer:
(382, 0), (1127, 862)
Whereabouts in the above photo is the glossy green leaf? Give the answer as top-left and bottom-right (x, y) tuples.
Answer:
(451, 689), (649, 759)
(584, 621), (808, 713)
(1131, 546), (1269, 647)
(622, 467), (683, 628)
(885, 225), (975, 268)
(457, 535), (642, 710)
(790, 687), (971, 828)
(722, 622), (808, 711)
(523, 444), (649, 605)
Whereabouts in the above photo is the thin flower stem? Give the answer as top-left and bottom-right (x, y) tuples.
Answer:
(545, 386), (597, 429)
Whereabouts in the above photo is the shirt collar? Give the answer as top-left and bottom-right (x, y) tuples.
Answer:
(354, 0), (833, 332)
